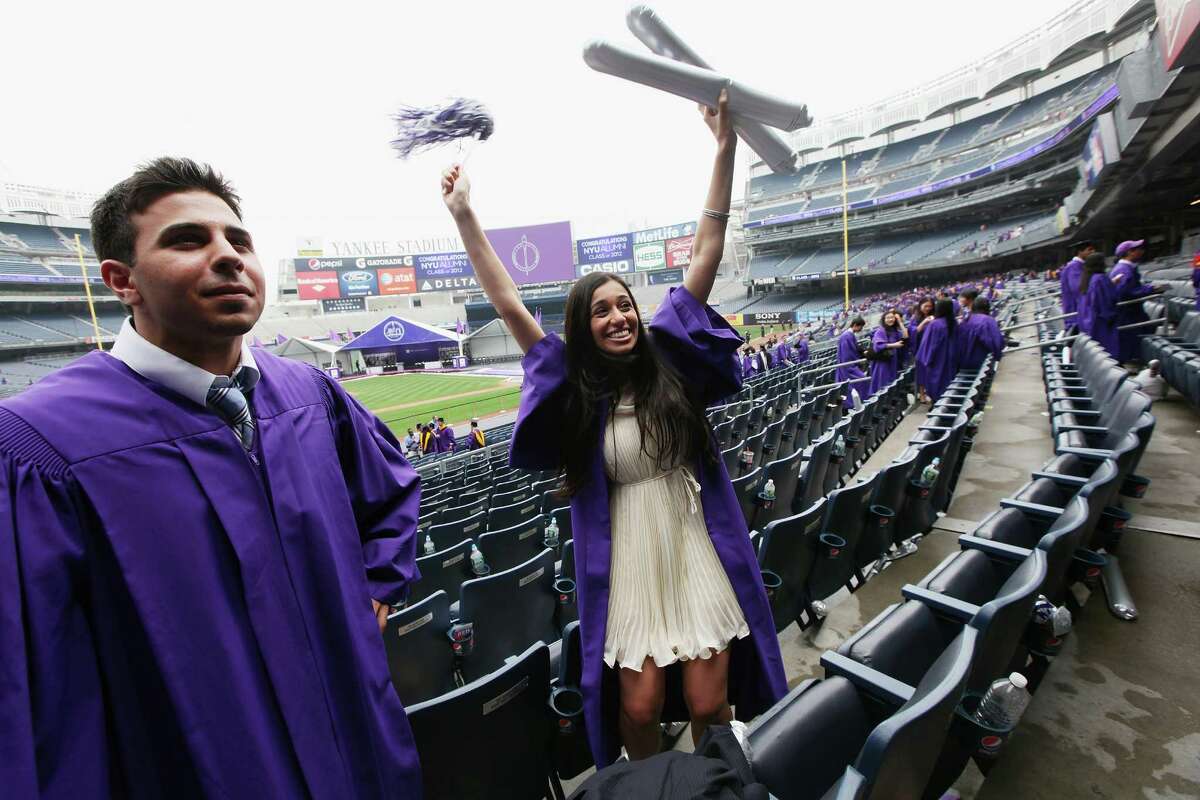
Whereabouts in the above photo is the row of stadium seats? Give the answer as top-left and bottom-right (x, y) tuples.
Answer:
(0, 221), (94, 254)
(381, 335), (923, 798)
(1142, 302), (1200, 407)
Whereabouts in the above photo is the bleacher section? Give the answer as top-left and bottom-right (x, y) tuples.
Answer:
(746, 63), (1120, 221)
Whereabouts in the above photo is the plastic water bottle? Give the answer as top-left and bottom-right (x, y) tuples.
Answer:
(974, 673), (1031, 728)
(1032, 595), (1055, 625)
(469, 544), (488, 576)
(970, 411), (985, 426)
(423, 534), (436, 555)
(921, 458), (941, 485)
(544, 517), (560, 548)
(832, 435), (846, 458)
(763, 479), (776, 500)
(1052, 606), (1073, 637)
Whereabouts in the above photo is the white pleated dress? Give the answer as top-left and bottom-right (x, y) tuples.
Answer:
(602, 396), (750, 672)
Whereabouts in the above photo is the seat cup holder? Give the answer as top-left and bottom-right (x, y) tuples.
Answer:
(1070, 548), (1107, 589)
(548, 686), (584, 737)
(908, 477), (932, 499)
(1099, 506), (1132, 548)
(819, 532), (847, 560)
(869, 504), (895, 529)
(1120, 473), (1150, 499)
(761, 569), (783, 600)
(554, 577), (576, 606)
(446, 621), (475, 657)
(953, 693), (1017, 763)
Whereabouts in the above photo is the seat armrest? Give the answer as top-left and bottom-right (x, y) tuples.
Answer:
(900, 585), (981, 623)
(959, 534), (1033, 561)
(1055, 424), (1108, 434)
(819, 651), (914, 708)
(999, 498), (1064, 518)
(1030, 471), (1088, 487)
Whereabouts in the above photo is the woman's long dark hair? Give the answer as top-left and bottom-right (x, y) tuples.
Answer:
(559, 273), (713, 496)
(1079, 253), (1107, 296)
(933, 298), (957, 336)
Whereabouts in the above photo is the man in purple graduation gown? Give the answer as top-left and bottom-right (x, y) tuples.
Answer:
(436, 416), (455, 453)
(835, 317), (869, 408)
(794, 335), (810, 364)
(509, 286), (787, 768)
(0, 159), (422, 798)
(1059, 240), (1094, 327)
(1110, 240), (1157, 362)
(956, 298), (1006, 370)
(867, 319), (902, 396)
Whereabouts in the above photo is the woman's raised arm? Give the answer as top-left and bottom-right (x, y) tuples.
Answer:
(684, 89), (736, 306)
(442, 165), (545, 353)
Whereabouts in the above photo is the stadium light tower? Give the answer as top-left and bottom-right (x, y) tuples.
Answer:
(584, 5), (811, 174)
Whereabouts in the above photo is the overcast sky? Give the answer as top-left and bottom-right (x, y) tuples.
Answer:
(3, 0), (1071, 286)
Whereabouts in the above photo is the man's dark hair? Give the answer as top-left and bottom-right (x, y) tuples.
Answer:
(959, 288), (979, 301)
(90, 157), (242, 265)
(1071, 240), (1094, 254)
(972, 297), (991, 314)
(850, 316), (865, 328)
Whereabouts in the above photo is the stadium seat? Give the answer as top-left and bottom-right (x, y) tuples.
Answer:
(731, 466), (766, 532)
(795, 430), (835, 512)
(406, 642), (559, 800)
(383, 590), (459, 707)
(440, 497), (488, 526)
(758, 498), (826, 631)
(491, 486), (535, 509)
(478, 514), (549, 575)
(854, 451), (918, 575)
(487, 496), (542, 531)
(457, 549), (561, 682)
(759, 447), (806, 526)
(410, 539), (475, 606)
(811, 471), (880, 600)
(428, 510), (487, 551)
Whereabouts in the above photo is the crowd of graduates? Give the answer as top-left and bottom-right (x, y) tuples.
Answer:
(403, 416), (488, 458)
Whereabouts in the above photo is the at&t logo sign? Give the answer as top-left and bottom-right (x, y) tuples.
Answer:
(383, 320), (406, 342)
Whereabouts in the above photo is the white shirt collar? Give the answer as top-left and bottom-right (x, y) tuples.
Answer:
(109, 317), (260, 407)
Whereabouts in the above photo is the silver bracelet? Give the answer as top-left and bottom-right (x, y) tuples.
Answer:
(702, 208), (731, 222)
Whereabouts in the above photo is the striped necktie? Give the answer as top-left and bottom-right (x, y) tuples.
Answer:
(207, 370), (256, 451)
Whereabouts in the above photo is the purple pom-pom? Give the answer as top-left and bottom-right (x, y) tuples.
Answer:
(391, 98), (494, 159)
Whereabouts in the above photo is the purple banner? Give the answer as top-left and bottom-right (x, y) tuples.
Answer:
(746, 83), (1121, 230)
(483, 221), (574, 285)
(576, 232), (632, 265)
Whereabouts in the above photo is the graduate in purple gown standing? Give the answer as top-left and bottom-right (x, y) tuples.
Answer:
(956, 297), (1005, 370)
(835, 317), (869, 408)
(1078, 253), (1121, 358)
(1059, 240), (1095, 328)
(0, 158), (422, 798)
(436, 416), (455, 453)
(794, 334), (810, 364)
(916, 299), (960, 402)
(440, 90), (784, 768)
(867, 308), (906, 396)
(1110, 240), (1159, 363)
(908, 297), (935, 403)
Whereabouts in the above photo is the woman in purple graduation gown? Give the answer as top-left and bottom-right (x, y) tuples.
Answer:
(915, 298), (959, 402)
(868, 308), (907, 396)
(440, 90), (785, 767)
(835, 316), (869, 408)
(1078, 253), (1120, 358)
(908, 297), (935, 403)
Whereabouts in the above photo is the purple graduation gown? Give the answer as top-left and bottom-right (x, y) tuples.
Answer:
(956, 313), (1005, 370)
(795, 338), (810, 364)
(0, 350), (422, 798)
(1111, 259), (1153, 361)
(916, 317), (958, 402)
(835, 329), (868, 408)
(908, 319), (926, 389)
(868, 326), (901, 396)
(1060, 257), (1084, 320)
(438, 424), (455, 453)
(509, 287), (786, 767)
(1082, 273), (1120, 358)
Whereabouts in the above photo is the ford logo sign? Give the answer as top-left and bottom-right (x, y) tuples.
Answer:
(343, 271), (373, 283)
